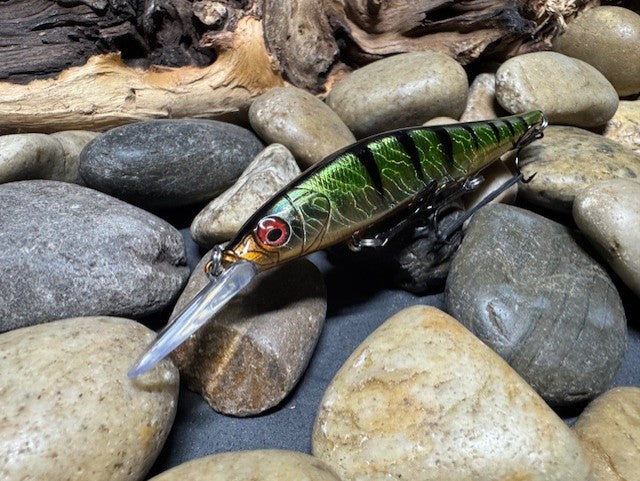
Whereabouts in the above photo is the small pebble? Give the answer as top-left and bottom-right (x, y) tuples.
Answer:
(422, 116), (458, 126)
(496, 51), (618, 127)
(312, 305), (593, 481)
(249, 87), (355, 168)
(190, 144), (301, 247)
(459, 73), (507, 122)
(0, 316), (179, 481)
(554, 6), (640, 97)
(573, 387), (640, 481)
(445, 204), (626, 405)
(600, 100), (640, 155)
(464, 160), (517, 210)
(171, 254), (326, 416)
(79, 119), (263, 208)
(326, 52), (468, 138)
(519, 125), (640, 212)
(0, 180), (189, 332)
(149, 450), (342, 481)
(574, 178), (640, 296)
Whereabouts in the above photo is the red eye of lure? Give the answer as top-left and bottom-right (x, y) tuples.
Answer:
(256, 216), (290, 247)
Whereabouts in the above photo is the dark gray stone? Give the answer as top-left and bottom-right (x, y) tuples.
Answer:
(79, 119), (263, 208)
(445, 204), (627, 405)
(0, 180), (190, 332)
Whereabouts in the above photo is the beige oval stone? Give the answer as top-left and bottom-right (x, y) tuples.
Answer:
(573, 387), (640, 481)
(0, 133), (65, 183)
(312, 305), (593, 481)
(171, 255), (326, 416)
(422, 116), (458, 126)
(150, 450), (343, 480)
(496, 51), (618, 127)
(0, 316), (179, 481)
(459, 73), (507, 122)
(190, 144), (301, 247)
(326, 52), (468, 138)
(51, 130), (99, 183)
(519, 125), (640, 212)
(554, 6), (640, 97)
(574, 178), (640, 296)
(249, 87), (355, 168)
(601, 100), (640, 155)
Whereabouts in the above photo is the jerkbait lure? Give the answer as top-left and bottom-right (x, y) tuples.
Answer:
(129, 111), (547, 378)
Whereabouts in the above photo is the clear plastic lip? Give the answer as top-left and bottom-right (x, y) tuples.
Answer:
(127, 260), (259, 379)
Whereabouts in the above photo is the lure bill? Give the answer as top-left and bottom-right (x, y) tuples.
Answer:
(128, 110), (547, 378)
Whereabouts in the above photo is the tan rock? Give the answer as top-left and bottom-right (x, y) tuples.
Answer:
(554, 6), (640, 97)
(460, 73), (507, 122)
(574, 178), (640, 296)
(0, 316), (179, 481)
(0, 133), (64, 183)
(50, 130), (99, 183)
(601, 100), (640, 155)
(312, 305), (593, 481)
(519, 125), (640, 212)
(190, 144), (301, 247)
(496, 51), (618, 127)
(422, 116), (458, 126)
(150, 450), (343, 480)
(249, 86), (355, 168)
(171, 255), (326, 416)
(573, 387), (640, 481)
(326, 52), (468, 138)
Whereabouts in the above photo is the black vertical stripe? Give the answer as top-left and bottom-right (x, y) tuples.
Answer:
(395, 131), (424, 181)
(357, 144), (385, 196)
(503, 118), (516, 137)
(432, 127), (454, 165)
(461, 124), (479, 150)
(488, 121), (501, 141)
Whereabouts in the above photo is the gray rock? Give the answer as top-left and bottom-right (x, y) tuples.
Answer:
(326, 52), (468, 138)
(190, 144), (301, 247)
(249, 87), (355, 168)
(554, 6), (640, 97)
(445, 204), (627, 405)
(460, 73), (507, 122)
(496, 51), (618, 127)
(519, 125), (640, 212)
(171, 255), (326, 416)
(574, 178), (640, 297)
(0, 180), (189, 332)
(0, 316), (179, 481)
(79, 119), (263, 208)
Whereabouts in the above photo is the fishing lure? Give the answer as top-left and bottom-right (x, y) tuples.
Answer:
(128, 110), (547, 378)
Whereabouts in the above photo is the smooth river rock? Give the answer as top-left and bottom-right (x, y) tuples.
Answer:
(312, 305), (593, 481)
(0, 131), (96, 185)
(150, 450), (342, 481)
(573, 387), (640, 481)
(170, 254), (326, 416)
(554, 6), (640, 97)
(445, 204), (626, 405)
(519, 125), (640, 212)
(79, 119), (263, 208)
(495, 51), (618, 127)
(574, 178), (640, 296)
(601, 100), (640, 155)
(326, 52), (468, 138)
(191, 144), (301, 247)
(0, 180), (189, 332)
(0, 316), (179, 481)
(459, 73), (507, 122)
(249, 87), (355, 168)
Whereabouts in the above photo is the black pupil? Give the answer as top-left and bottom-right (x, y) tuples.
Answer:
(267, 228), (283, 243)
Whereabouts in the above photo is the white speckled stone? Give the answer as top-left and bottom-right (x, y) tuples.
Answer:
(0, 316), (179, 481)
(150, 450), (342, 481)
(312, 305), (593, 481)
(190, 144), (301, 247)
(601, 100), (640, 156)
(573, 387), (640, 481)
(496, 51), (618, 127)
(574, 178), (640, 296)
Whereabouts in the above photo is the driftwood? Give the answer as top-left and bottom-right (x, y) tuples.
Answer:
(0, 0), (600, 133)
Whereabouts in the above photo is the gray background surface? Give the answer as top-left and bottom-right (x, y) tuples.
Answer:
(148, 231), (640, 476)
